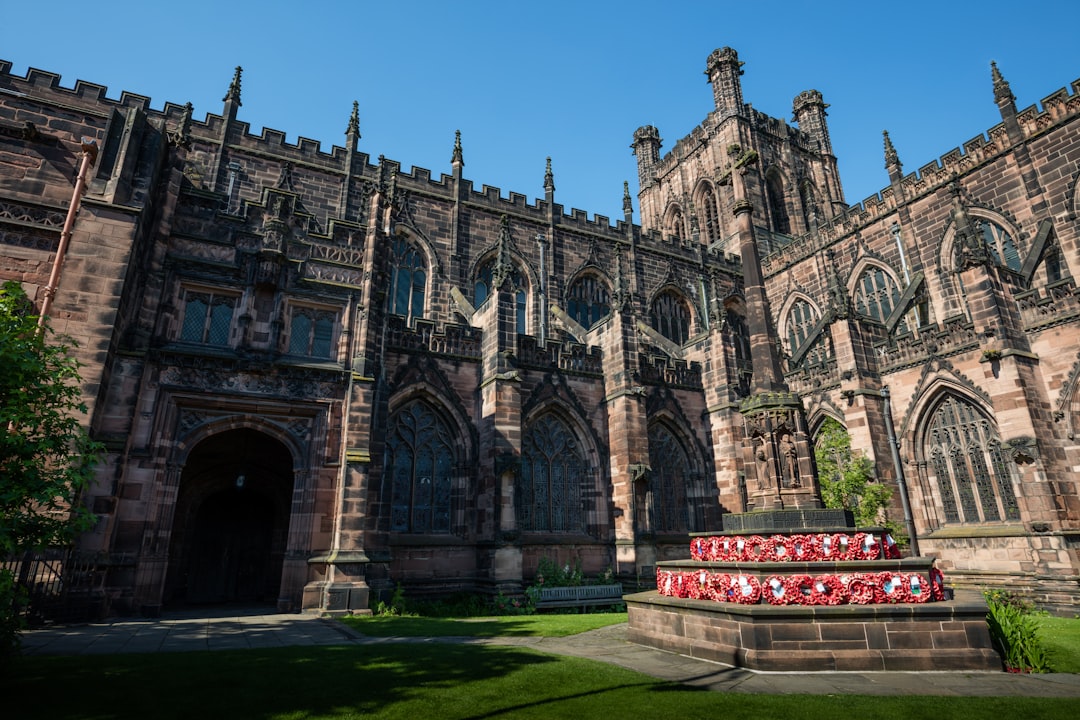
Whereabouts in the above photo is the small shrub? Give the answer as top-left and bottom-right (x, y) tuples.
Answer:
(374, 583), (409, 617)
(985, 590), (1051, 673)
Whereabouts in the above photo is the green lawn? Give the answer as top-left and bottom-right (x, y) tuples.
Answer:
(5, 643), (1077, 720)
(1038, 615), (1080, 673)
(340, 611), (627, 637)
(4, 614), (1079, 720)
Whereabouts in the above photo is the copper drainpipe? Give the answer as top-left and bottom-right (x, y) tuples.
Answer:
(37, 137), (98, 330)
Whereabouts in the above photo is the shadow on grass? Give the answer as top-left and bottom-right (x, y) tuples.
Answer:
(4, 642), (681, 720)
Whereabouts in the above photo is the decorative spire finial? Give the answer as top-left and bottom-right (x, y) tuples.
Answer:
(346, 101), (360, 138)
(224, 66), (243, 106)
(544, 156), (555, 193)
(883, 130), (901, 171)
(452, 129), (463, 167)
(622, 180), (632, 217)
(991, 61), (1015, 106)
(168, 102), (193, 148)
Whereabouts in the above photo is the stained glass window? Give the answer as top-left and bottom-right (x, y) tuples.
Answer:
(853, 266), (902, 323)
(389, 237), (426, 321)
(651, 290), (692, 346)
(647, 424), (702, 532)
(924, 395), (1020, 524)
(386, 400), (454, 534)
(566, 275), (611, 329)
(519, 414), (586, 533)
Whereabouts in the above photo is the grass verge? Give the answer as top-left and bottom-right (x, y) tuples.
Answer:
(1038, 615), (1080, 673)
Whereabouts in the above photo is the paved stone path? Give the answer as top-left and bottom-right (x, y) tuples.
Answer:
(18, 609), (1080, 697)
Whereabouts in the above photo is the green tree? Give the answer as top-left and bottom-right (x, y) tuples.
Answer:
(1, 281), (101, 655)
(814, 417), (900, 538)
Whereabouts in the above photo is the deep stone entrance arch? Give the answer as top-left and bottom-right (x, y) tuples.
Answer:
(165, 429), (294, 606)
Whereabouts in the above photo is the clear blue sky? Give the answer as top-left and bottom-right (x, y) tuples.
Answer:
(4, 1), (1077, 223)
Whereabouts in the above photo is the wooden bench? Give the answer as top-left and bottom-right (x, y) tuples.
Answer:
(535, 584), (624, 611)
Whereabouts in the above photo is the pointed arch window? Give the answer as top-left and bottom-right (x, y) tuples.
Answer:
(924, 395), (1020, 524)
(651, 290), (692, 346)
(566, 274), (611, 329)
(647, 423), (702, 533)
(766, 172), (791, 235)
(667, 207), (685, 242)
(386, 400), (455, 534)
(474, 259), (527, 334)
(978, 219), (1022, 273)
(389, 237), (426, 321)
(699, 185), (721, 244)
(785, 299), (819, 354)
(853, 265), (902, 323)
(519, 414), (586, 533)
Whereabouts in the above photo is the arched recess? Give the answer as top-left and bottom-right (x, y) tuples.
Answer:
(388, 230), (430, 322)
(663, 203), (687, 242)
(807, 406), (846, 441)
(693, 180), (723, 244)
(645, 406), (708, 534)
(847, 258), (915, 331)
(518, 401), (603, 537)
(472, 252), (532, 335)
(649, 286), (694, 346)
(383, 390), (471, 536)
(722, 294), (752, 397)
(912, 386), (1021, 529)
(764, 166), (792, 236)
(778, 292), (822, 355)
(937, 209), (1024, 316)
(164, 421), (302, 607)
(798, 178), (820, 230)
(564, 269), (612, 330)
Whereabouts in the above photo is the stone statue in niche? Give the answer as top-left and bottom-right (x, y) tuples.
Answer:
(779, 432), (799, 488)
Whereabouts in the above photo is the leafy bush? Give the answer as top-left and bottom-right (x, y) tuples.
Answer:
(814, 418), (906, 543)
(985, 590), (1051, 673)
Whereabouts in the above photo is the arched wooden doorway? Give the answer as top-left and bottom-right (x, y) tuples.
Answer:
(164, 428), (293, 607)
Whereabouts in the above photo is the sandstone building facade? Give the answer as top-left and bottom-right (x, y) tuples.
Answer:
(1, 48), (1077, 615)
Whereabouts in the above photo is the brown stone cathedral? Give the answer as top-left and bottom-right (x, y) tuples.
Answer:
(1, 48), (1077, 616)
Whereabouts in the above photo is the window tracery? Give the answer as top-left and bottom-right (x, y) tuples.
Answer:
(566, 274), (611, 329)
(386, 400), (455, 534)
(519, 414), (586, 533)
(651, 290), (692, 345)
(853, 265), (902, 323)
(389, 237), (426, 321)
(647, 423), (701, 532)
(924, 394), (1020, 524)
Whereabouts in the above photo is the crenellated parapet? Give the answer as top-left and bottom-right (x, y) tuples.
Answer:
(384, 316), (483, 360)
(518, 335), (603, 377)
(761, 76), (1080, 278)
(638, 353), (703, 390)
